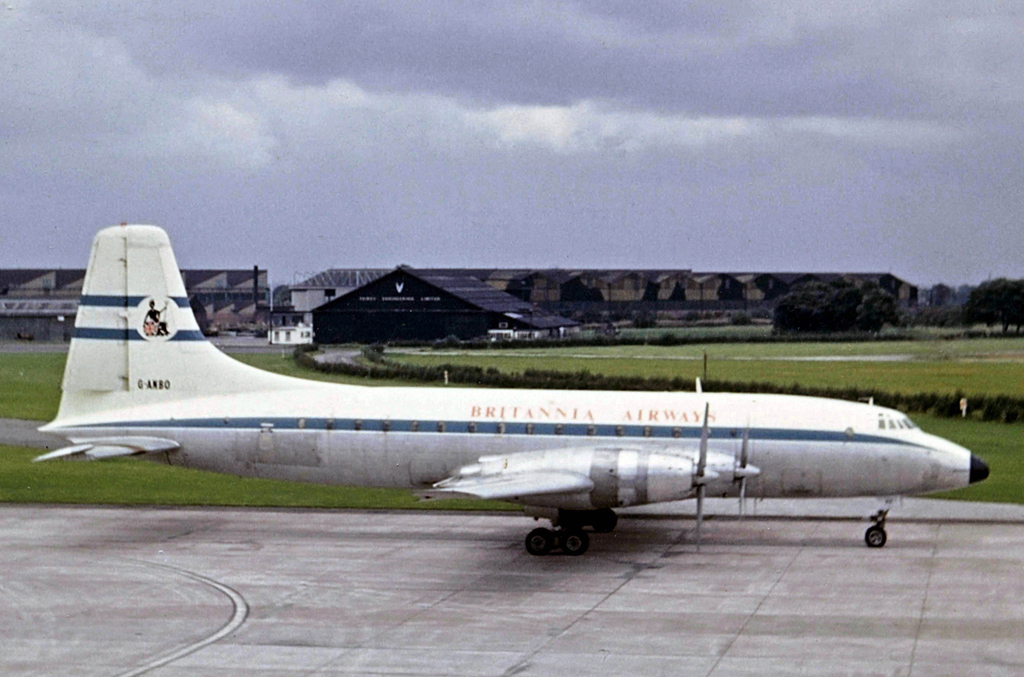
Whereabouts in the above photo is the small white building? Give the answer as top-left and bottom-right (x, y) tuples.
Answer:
(268, 323), (313, 345)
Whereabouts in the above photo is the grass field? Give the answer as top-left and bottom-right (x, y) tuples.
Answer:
(1, 343), (1020, 506)
(0, 352), (66, 421)
(0, 351), (409, 423)
(0, 444), (514, 510)
(392, 337), (1024, 397)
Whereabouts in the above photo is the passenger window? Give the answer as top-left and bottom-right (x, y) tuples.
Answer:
(353, 419), (363, 431)
(615, 425), (624, 437)
(586, 425), (596, 436)
(436, 421), (445, 433)
(672, 427), (682, 438)
(526, 423), (535, 435)
(496, 422), (506, 434)
(643, 426), (652, 437)
(467, 422), (477, 433)
(554, 424), (564, 435)
(410, 421), (419, 432)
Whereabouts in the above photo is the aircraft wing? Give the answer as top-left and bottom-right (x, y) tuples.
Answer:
(33, 437), (180, 462)
(420, 470), (594, 502)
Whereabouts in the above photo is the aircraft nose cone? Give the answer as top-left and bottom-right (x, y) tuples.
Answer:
(969, 455), (990, 484)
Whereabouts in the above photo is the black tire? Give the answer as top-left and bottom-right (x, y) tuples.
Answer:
(592, 508), (618, 533)
(525, 528), (555, 556)
(560, 528), (590, 556)
(865, 525), (887, 548)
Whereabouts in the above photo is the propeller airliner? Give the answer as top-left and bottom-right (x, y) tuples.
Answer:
(37, 225), (990, 555)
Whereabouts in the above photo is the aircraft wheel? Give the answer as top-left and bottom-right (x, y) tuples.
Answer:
(591, 508), (618, 533)
(864, 525), (887, 548)
(560, 528), (590, 556)
(525, 528), (555, 556)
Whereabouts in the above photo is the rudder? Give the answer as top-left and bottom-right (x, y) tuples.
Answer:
(49, 225), (294, 427)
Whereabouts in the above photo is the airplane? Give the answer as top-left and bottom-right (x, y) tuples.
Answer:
(36, 225), (990, 556)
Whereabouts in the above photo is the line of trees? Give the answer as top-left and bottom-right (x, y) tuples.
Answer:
(964, 279), (1024, 333)
(773, 280), (899, 333)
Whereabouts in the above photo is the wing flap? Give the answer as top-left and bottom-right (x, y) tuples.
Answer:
(33, 437), (180, 462)
(421, 470), (594, 502)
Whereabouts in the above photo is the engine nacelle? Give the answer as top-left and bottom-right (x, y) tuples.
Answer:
(448, 446), (751, 510)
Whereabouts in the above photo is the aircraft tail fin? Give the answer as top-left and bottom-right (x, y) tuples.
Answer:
(48, 225), (290, 427)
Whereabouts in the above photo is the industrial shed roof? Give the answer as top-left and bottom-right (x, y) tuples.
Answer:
(408, 269), (577, 329)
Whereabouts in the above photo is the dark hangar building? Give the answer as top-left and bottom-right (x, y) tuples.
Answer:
(312, 268), (578, 344)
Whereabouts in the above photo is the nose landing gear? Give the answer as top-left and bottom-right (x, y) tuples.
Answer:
(864, 509), (888, 548)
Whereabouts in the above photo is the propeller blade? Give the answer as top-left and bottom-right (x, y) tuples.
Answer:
(698, 402), (710, 477)
(696, 484), (705, 552)
(738, 426), (750, 518)
(738, 476), (747, 519)
(694, 402), (710, 552)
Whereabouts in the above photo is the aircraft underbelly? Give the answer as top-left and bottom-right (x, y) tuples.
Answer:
(77, 425), (949, 501)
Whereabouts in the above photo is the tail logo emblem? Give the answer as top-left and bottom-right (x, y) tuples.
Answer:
(136, 297), (177, 341)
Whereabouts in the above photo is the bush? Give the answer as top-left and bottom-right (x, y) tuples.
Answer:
(910, 306), (964, 328)
(730, 312), (753, 326)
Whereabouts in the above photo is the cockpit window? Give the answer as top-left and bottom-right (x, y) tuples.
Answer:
(879, 414), (917, 431)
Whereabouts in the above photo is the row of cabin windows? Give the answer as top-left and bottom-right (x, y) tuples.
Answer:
(338, 421), (684, 438)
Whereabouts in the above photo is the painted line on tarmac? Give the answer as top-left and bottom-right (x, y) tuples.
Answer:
(115, 559), (249, 677)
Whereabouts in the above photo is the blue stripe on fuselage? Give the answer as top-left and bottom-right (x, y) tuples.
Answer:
(63, 417), (922, 447)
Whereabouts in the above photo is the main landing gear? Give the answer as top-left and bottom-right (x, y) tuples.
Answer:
(525, 527), (589, 556)
(864, 508), (888, 548)
(523, 508), (618, 556)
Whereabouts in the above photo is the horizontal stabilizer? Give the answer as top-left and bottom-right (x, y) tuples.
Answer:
(33, 437), (180, 462)
(420, 470), (594, 502)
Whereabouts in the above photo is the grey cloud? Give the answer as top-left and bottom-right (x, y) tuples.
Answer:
(2, 0), (1022, 288)
(42, 0), (1017, 119)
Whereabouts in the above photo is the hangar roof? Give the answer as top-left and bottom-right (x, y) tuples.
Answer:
(410, 269), (536, 315)
(316, 267), (577, 330)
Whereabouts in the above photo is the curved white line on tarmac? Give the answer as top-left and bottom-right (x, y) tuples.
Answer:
(115, 559), (249, 677)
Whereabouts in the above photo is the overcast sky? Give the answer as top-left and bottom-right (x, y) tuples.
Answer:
(2, 1), (1021, 286)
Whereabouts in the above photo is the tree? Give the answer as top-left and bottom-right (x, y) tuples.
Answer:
(272, 285), (291, 307)
(965, 279), (1024, 333)
(773, 281), (837, 332)
(774, 280), (899, 333)
(856, 285), (900, 332)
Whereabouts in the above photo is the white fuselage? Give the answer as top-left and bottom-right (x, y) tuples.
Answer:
(48, 380), (976, 504)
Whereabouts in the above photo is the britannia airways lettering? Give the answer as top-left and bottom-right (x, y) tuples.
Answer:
(470, 405), (596, 422)
(623, 409), (715, 423)
(469, 405), (715, 424)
